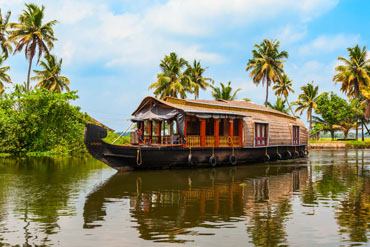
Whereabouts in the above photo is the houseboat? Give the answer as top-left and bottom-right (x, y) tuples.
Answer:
(85, 96), (308, 170)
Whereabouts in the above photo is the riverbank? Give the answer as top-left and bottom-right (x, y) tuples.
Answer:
(309, 140), (370, 149)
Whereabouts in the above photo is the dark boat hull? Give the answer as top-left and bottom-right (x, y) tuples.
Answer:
(84, 124), (308, 171)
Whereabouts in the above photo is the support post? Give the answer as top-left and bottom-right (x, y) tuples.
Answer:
(183, 116), (188, 147)
(200, 118), (206, 147)
(228, 119), (234, 146)
(148, 120), (152, 143)
(238, 119), (243, 146)
(214, 119), (220, 147)
(155, 121), (161, 144)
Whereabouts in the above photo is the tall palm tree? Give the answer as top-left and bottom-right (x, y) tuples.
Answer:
(246, 39), (288, 107)
(184, 60), (213, 99)
(0, 55), (11, 95)
(7, 3), (57, 92)
(32, 54), (70, 93)
(0, 9), (12, 59)
(149, 52), (191, 99)
(293, 82), (319, 134)
(210, 81), (241, 100)
(273, 74), (294, 115)
(333, 45), (370, 98)
(267, 97), (289, 114)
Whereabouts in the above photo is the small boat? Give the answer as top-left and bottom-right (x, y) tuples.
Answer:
(85, 96), (308, 171)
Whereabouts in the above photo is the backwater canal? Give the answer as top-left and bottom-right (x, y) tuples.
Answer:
(0, 150), (369, 246)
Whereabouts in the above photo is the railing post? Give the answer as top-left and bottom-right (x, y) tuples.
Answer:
(200, 118), (206, 147)
(148, 120), (152, 144)
(183, 116), (188, 147)
(214, 119), (220, 147)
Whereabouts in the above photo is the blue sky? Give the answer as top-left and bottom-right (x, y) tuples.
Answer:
(2, 0), (370, 131)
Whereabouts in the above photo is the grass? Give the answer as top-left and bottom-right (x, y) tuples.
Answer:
(309, 138), (370, 148)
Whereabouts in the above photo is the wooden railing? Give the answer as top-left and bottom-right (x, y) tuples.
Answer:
(205, 136), (215, 147)
(187, 135), (200, 147)
(233, 136), (241, 146)
(219, 136), (229, 147)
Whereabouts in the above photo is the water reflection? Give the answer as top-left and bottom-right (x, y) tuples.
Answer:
(0, 156), (106, 246)
(0, 150), (369, 246)
(84, 165), (308, 244)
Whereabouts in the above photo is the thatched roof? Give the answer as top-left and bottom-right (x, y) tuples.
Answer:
(132, 96), (294, 119)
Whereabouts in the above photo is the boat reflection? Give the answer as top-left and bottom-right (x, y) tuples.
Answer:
(83, 164), (308, 243)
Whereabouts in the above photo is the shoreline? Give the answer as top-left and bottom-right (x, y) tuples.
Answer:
(308, 141), (370, 149)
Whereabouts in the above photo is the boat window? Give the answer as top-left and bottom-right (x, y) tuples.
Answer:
(293, 126), (299, 145)
(255, 123), (268, 146)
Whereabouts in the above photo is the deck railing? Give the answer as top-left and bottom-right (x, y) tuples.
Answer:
(219, 136), (229, 147)
(205, 136), (215, 147)
(187, 135), (201, 147)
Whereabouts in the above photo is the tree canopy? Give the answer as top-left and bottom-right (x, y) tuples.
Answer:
(210, 81), (241, 100)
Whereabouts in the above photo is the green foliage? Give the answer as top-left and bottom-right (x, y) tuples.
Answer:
(184, 59), (213, 99)
(210, 81), (241, 100)
(0, 87), (88, 154)
(7, 3), (58, 91)
(333, 45), (370, 98)
(267, 97), (289, 114)
(102, 131), (130, 145)
(0, 9), (12, 58)
(149, 52), (191, 99)
(246, 39), (288, 106)
(32, 54), (70, 93)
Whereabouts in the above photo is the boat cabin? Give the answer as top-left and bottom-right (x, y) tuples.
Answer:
(130, 96), (308, 148)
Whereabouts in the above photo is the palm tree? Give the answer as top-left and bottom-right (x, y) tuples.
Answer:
(32, 54), (70, 93)
(210, 81), (241, 100)
(273, 74), (294, 115)
(246, 39), (288, 107)
(267, 97), (289, 114)
(149, 52), (191, 99)
(0, 55), (11, 95)
(333, 118), (357, 140)
(0, 9), (12, 59)
(333, 45), (370, 98)
(293, 82), (319, 134)
(7, 3), (57, 92)
(184, 60), (213, 99)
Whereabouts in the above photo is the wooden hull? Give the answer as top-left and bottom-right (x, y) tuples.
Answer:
(85, 124), (308, 171)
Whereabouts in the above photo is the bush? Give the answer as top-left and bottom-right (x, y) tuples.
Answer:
(0, 87), (88, 154)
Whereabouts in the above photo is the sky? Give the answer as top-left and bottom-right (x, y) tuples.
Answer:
(1, 0), (370, 131)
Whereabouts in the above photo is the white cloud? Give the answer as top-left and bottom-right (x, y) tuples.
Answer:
(269, 24), (308, 46)
(299, 34), (360, 55)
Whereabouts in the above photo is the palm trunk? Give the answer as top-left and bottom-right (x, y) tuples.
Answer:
(265, 80), (269, 107)
(26, 56), (33, 92)
(309, 107), (312, 134)
(286, 97), (294, 116)
(362, 121), (364, 141)
(356, 122), (358, 140)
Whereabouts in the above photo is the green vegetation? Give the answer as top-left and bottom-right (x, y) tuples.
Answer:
(267, 97), (289, 114)
(32, 54), (70, 92)
(0, 9), (12, 58)
(293, 82), (319, 133)
(0, 55), (11, 94)
(246, 39), (288, 107)
(210, 81), (241, 100)
(0, 87), (87, 155)
(184, 59), (213, 99)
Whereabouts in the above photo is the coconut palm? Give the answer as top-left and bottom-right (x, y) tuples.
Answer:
(0, 55), (11, 95)
(0, 9), (12, 59)
(293, 82), (319, 133)
(273, 74), (294, 114)
(333, 45), (370, 98)
(184, 60), (213, 99)
(267, 97), (289, 114)
(210, 81), (241, 100)
(32, 54), (70, 93)
(246, 39), (288, 107)
(149, 52), (191, 99)
(7, 3), (57, 92)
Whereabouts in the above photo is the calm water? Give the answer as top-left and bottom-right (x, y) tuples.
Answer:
(0, 150), (369, 246)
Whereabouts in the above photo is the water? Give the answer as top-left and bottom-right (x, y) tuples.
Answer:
(0, 150), (369, 246)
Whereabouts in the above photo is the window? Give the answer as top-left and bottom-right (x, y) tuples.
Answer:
(293, 126), (299, 145)
(255, 123), (268, 146)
